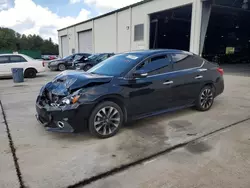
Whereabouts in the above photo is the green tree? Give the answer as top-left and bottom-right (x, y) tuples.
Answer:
(0, 27), (18, 51)
(0, 27), (59, 55)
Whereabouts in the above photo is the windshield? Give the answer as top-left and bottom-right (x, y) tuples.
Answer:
(64, 55), (73, 60)
(88, 54), (143, 76)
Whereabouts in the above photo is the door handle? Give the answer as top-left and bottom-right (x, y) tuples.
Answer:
(195, 75), (203, 79)
(163, 81), (173, 85)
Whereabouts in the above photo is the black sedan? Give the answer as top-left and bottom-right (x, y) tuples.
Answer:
(74, 53), (114, 71)
(36, 49), (224, 138)
(48, 53), (91, 71)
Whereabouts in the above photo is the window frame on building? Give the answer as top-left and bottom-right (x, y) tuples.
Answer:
(134, 24), (144, 41)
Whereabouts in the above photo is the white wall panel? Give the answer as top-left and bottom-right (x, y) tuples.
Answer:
(94, 14), (117, 53)
(117, 9), (131, 52)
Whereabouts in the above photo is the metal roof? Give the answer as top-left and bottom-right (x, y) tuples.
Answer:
(58, 0), (154, 31)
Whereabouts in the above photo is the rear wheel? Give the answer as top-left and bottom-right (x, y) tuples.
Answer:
(83, 65), (92, 71)
(58, 64), (66, 71)
(24, 69), (37, 78)
(89, 101), (124, 138)
(195, 86), (214, 111)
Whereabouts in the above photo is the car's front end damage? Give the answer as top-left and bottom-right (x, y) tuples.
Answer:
(36, 71), (113, 132)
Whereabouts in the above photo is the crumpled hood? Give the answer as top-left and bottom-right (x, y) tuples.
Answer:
(45, 71), (113, 96)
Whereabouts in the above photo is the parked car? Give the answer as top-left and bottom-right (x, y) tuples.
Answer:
(36, 49), (224, 138)
(74, 53), (114, 71)
(48, 53), (91, 71)
(0, 54), (46, 78)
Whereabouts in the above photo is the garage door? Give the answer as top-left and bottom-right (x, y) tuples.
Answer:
(78, 30), (93, 53)
(61, 35), (69, 58)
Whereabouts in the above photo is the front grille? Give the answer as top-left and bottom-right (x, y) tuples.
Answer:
(43, 89), (63, 106)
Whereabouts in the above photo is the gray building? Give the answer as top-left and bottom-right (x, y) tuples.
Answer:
(58, 0), (250, 64)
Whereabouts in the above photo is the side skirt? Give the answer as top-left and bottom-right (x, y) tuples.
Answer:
(130, 104), (195, 121)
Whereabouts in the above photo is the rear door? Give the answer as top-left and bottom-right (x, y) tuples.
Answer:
(169, 53), (206, 106)
(0, 56), (11, 76)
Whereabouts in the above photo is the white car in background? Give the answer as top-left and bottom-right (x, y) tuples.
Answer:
(0, 54), (46, 78)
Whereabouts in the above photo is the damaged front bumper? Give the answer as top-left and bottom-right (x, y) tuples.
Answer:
(35, 101), (93, 133)
(36, 103), (76, 133)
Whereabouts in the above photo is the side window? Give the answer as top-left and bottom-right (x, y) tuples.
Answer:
(137, 55), (172, 75)
(172, 54), (203, 71)
(0, 56), (9, 64)
(10, 56), (27, 63)
(74, 55), (83, 61)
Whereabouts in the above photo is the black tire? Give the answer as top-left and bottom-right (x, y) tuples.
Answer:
(83, 65), (92, 71)
(24, 69), (37, 78)
(89, 101), (124, 138)
(58, 64), (66, 71)
(195, 86), (215, 111)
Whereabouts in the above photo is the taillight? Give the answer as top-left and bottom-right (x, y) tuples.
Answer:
(42, 61), (45, 67)
(217, 68), (224, 75)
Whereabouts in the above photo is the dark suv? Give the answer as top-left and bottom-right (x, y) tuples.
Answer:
(36, 49), (224, 138)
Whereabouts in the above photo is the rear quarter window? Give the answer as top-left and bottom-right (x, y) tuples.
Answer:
(172, 53), (203, 71)
(10, 55), (27, 63)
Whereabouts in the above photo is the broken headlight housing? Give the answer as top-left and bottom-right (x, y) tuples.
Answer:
(61, 89), (84, 105)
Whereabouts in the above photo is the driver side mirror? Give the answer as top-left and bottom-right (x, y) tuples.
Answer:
(133, 69), (148, 78)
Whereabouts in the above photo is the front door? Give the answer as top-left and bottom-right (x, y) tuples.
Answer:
(123, 53), (174, 116)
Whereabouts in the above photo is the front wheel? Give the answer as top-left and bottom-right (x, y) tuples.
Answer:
(58, 64), (66, 71)
(195, 86), (215, 111)
(89, 101), (124, 138)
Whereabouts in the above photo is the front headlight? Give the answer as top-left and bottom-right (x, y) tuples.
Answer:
(61, 95), (80, 105)
(61, 89), (83, 105)
(61, 98), (71, 105)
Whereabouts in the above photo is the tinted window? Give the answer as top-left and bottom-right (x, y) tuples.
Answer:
(87, 54), (99, 61)
(137, 55), (172, 75)
(64, 55), (73, 60)
(0, 56), (9, 64)
(88, 54), (143, 76)
(172, 54), (203, 71)
(10, 56), (27, 63)
(74, 54), (84, 61)
(97, 54), (109, 62)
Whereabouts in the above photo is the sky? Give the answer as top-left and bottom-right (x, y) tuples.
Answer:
(0, 0), (142, 43)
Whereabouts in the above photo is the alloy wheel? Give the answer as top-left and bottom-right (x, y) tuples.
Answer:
(94, 106), (121, 136)
(200, 88), (213, 109)
(58, 64), (66, 71)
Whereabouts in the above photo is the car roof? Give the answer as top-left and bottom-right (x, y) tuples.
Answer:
(124, 49), (193, 56)
(0, 53), (25, 56)
(75, 53), (90, 55)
